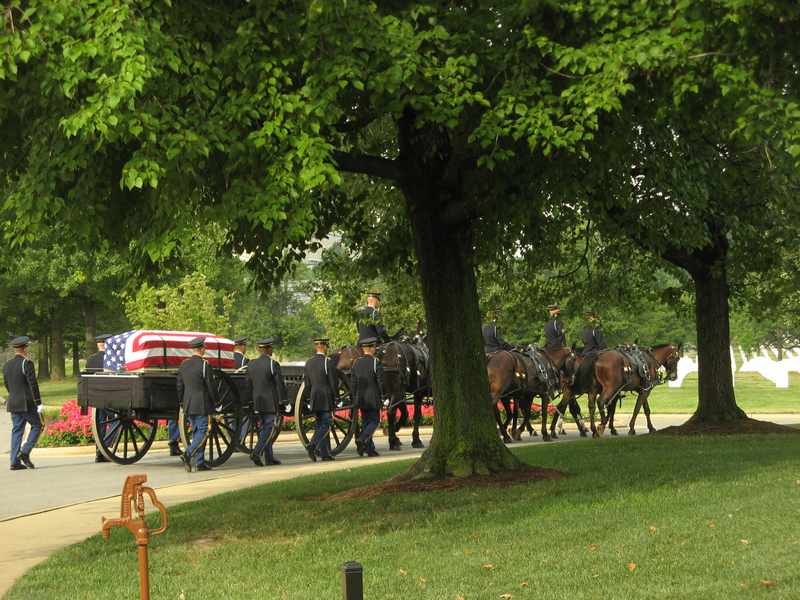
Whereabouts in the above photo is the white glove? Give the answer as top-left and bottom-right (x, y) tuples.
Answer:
(37, 404), (45, 414)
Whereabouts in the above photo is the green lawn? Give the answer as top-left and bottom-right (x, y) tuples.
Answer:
(648, 372), (800, 414)
(8, 433), (800, 599)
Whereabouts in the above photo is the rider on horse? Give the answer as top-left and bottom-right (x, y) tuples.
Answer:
(356, 291), (390, 343)
(482, 308), (514, 354)
(544, 304), (567, 350)
(580, 311), (607, 354)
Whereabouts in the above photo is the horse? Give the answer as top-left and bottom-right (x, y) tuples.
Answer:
(377, 337), (432, 450)
(563, 344), (680, 437)
(486, 345), (575, 443)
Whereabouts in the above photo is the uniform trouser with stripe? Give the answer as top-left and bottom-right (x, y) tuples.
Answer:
(358, 408), (379, 451)
(167, 419), (181, 443)
(309, 410), (332, 457)
(10, 409), (41, 465)
(186, 415), (209, 466)
(252, 413), (276, 462)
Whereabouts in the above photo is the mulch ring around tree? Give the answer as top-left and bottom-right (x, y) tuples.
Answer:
(319, 466), (566, 501)
(657, 417), (800, 436)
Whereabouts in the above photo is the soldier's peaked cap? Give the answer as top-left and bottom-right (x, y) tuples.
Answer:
(547, 304), (561, 310)
(367, 291), (382, 299)
(95, 334), (112, 342)
(233, 337), (248, 345)
(256, 338), (275, 347)
(312, 337), (330, 344)
(10, 335), (30, 348)
(187, 337), (206, 348)
(358, 336), (379, 347)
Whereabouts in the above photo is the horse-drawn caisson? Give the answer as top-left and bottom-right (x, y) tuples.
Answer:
(77, 330), (304, 466)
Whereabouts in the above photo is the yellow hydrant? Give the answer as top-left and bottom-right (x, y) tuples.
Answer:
(102, 474), (168, 600)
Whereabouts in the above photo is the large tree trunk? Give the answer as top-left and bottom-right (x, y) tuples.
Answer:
(38, 335), (50, 381)
(50, 321), (66, 381)
(82, 297), (97, 356)
(71, 338), (80, 377)
(688, 262), (746, 423)
(401, 186), (520, 478)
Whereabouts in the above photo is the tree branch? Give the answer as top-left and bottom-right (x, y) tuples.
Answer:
(332, 151), (403, 182)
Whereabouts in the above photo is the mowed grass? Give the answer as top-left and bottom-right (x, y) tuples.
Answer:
(7, 434), (800, 600)
(648, 372), (800, 414)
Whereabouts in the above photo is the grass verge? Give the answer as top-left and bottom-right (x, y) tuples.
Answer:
(6, 433), (800, 600)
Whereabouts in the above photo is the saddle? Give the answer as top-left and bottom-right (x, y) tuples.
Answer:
(616, 345), (653, 388)
(522, 346), (560, 396)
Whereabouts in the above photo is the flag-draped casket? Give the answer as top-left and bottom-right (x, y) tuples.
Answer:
(102, 330), (236, 371)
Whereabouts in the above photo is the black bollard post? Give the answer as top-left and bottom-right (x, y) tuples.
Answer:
(342, 561), (363, 600)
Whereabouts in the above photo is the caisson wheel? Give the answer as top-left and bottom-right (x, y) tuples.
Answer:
(92, 407), (158, 465)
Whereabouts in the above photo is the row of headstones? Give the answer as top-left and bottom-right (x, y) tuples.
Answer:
(669, 347), (800, 388)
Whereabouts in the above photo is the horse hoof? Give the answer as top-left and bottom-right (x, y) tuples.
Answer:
(628, 429), (637, 436)
(648, 427), (657, 434)
(542, 434), (553, 442)
(411, 440), (425, 449)
(592, 432), (601, 439)
(610, 429), (618, 436)
(579, 430), (589, 438)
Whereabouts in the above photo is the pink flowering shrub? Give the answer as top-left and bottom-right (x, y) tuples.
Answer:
(39, 400), (94, 446)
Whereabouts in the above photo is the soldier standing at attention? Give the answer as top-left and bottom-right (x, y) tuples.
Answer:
(356, 292), (390, 343)
(86, 334), (111, 463)
(4, 336), (43, 470)
(299, 337), (338, 462)
(352, 336), (383, 457)
(176, 337), (218, 472)
(247, 338), (286, 466)
(544, 304), (567, 350)
(581, 311), (608, 354)
(482, 308), (514, 354)
(233, 337), (249, 369)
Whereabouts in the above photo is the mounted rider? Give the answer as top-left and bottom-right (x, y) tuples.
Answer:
(356, 291), (390, 344)
(581, 311), (608, 354)
(544, 304), (567, 350)
(482, 308), (514, 354)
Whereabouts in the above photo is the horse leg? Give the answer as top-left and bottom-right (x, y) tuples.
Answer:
(628, 392), (645, 435)
(511, 397), (523, 441)
(540, 393), (552, 441)
(411, 392), (424, 448)
(568, 396), (588, 437)
(387, 399), (401, 451)
(588, 391), (599, 438)
(522, 395), (537, 437)
(607, 396), (619, 436)
(642, 391), (657, 433)
(494, 398), (512, 443)
(550, 397), (566, 438)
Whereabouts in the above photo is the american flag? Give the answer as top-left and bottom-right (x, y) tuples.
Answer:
(103, 330), (236, 371)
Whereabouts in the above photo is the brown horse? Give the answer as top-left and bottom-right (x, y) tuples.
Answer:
(564, 344), (680, 437)
(487, 346), (574, 442)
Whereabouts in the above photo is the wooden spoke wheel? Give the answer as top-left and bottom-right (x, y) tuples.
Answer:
(294, 378), (357, 455)
(178, 370), (242, 467)
(92, 407), (158, 465)
(239, 412), (285, 451)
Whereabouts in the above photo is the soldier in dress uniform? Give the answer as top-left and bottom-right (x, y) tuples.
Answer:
(176, 337), (219, 472)
(299, 337), (338, 462)
(4, 336), (43, 470)
(482, 308), (514, 354)
(544, 304), (567, 350)
(581, 311), (608, 354)
(233, 337), (249, 369)
(86, 334), (112, 463)
(246, 338), (286, 466)
(352, 336), (383, 457)
(356, 292), (390, 343)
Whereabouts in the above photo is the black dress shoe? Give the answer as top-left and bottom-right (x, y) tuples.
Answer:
(355, 440), (365, 456)
(250, 453), (265, 467)
(267, 459), (282, 465)
(321, 455), (335, 461)
(168, 443), (182, 457)
(196, 464), (213, 471)
(18, 452), (35, 469)
(306, 446), (318, 462)
(367, 449), (380, 457)
(10, 463), (27, 471)
(95, 453), (109, 463)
